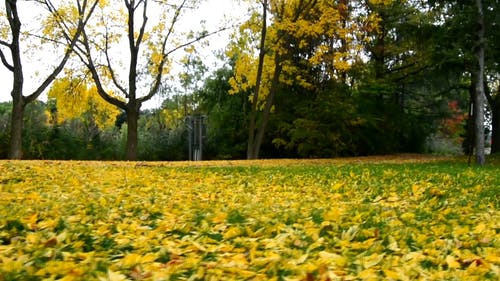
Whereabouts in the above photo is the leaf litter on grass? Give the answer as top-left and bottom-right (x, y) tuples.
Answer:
(0, 155), (499, 280)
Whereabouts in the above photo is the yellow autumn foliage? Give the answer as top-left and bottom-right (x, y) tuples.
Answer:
(48, 78), (120, 129)
(369, 0), (395, 6)
(0, 156), (499, 280)
(0, 10), (9, 39)
(228, 0), (386, 99)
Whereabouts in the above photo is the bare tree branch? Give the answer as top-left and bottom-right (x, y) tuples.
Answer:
(140, 28), (230, 103)
(135, 0), (148, 48)
(0, 39), (10, 47)
(22, 32), (66, 45)
(162, 0), (187, 53)
(103, 22), (128, 97)
(26, 0), (99, 103)
(80, 27), (127, 109)
(0, 48), (14, 71)
(138, 0), (187, 103)
(43, 0), (75, 39)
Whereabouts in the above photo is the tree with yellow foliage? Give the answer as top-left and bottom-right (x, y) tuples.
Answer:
(49, 0), (220, 160)
(0, 0), (98, 159)
(228, 0), (380, 159)
(228, 0), (315, 159)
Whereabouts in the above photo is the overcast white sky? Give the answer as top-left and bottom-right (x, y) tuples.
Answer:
(0, 0), (248, 108)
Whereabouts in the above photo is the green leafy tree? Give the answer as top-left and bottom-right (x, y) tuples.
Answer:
(198, 64), (248, 159)
(230, 0), (355, 159)
(136, 108), (186, 160)
(428, 0), (498, 163)
(262, 0), (440, 156)
(351, 0), (457, 153)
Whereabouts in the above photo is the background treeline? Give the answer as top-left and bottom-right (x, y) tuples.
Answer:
(0, 62), (471, 160)
(0, 0), (497, 161)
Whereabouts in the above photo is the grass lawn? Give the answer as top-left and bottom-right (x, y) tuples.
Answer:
(0, 155), (499, 280)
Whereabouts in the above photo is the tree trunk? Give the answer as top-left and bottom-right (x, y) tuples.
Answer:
(252, 59), (283, 159)
(247, 127), (257, 159)
(125, 108), (139, 160)
(9, 97), (24, 159)
(6, 0), (24, 159)
(338, 0), (348, 85)
(373, 18), (386, 81)
(491, 95), (500, 153)
(4, 0), (95, 159)
(473, 0), (486, 166)
(247, 0), (268, 160)
(473, 82), (486, 165)
(466, 79), (475, 159)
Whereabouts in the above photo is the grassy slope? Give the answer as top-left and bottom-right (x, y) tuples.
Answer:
(0, 155), (499, 280)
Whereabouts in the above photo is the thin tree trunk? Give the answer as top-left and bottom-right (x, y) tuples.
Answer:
(491, 95), (500, 153)
(467, 78), (475, 165)
(485, 78), (499, 154)
(247, 110), (257, 159)
(247, 0), (268, 160)
(473, 83), (485, 165)
(374, 25), (385, 81)
(473, 0), (486, 166)
(253, 59), (283, 159)
(339, 0), (348, 85)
